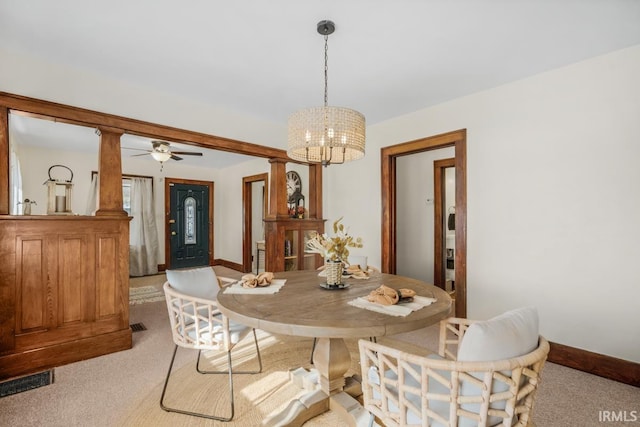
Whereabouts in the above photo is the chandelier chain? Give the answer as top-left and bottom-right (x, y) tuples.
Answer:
(324, 34), (329, 107)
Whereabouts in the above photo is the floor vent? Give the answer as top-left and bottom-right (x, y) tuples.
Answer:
(130, 322), (147, 332)
(0, 370), (54, 398)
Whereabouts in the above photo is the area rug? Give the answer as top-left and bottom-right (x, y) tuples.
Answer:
(117, 332), (373, 426)
(129, 285), (165, 305)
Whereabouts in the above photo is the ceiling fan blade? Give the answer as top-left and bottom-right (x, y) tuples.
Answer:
(131, 153), (151, 157)
(170, 154), (183, 161)
(171, 151), (203, 156)
(122, 147), (152, 152)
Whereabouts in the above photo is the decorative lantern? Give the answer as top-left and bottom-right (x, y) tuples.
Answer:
(44, 165), (73, 215)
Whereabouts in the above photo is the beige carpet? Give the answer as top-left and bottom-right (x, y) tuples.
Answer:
(118, 331), (376, 426)
(2, 268), (638, 427)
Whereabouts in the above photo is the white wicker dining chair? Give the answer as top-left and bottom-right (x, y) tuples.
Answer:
(160, 267), (262, 421)
(359, 307), (549, 427)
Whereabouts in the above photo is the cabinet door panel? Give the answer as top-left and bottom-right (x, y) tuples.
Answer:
(17, 237), (47, 332)
(59, 236), (87, 324)
(96, 234), (119, 319)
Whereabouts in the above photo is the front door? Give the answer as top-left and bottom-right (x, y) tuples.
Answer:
(168, 181), (211, 269)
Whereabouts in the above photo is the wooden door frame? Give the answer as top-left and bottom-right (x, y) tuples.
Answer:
(433, 157), (456, 289)
(381, 129), (467, 317)
(242, 173), (269, 273)
(164, 177), (214, 269)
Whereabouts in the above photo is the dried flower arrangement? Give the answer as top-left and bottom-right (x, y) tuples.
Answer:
(306, 217), (363, 262)
(288, 206), (306, 218)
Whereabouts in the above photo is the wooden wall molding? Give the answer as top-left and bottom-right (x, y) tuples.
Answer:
(0, 91), (289, 160)
(95, 128), (127, 216)
(243, 173), (269, 273)
(213, 258), (244, 272)
(266, 159), (289, 219)
(549, 341), (640, 387)
(0, 106), (8, 214)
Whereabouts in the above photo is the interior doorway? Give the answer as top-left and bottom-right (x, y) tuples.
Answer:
(164, 178), (214, 269)
(381, 129), (467, 317)
(242, 173), (269, 273)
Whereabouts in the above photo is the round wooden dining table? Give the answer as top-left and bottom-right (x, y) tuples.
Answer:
(216, 269), (452, 426)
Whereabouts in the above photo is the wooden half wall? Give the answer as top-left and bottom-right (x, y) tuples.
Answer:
(0, 91), (290, 380)
(0, 216), (131, 379)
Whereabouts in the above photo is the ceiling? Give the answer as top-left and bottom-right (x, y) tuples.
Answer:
(2, 1), (640, 167)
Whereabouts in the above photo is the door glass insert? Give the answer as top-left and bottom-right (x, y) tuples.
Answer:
(185, 196), (196, 244)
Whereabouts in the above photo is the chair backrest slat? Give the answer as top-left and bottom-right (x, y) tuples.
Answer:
(359, 316), (550, 427)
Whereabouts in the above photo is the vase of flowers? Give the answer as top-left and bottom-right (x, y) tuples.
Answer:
(306, 217), (363, 286)
(296, 206), (305, 218)
(324, 259), (343, 285)
(288, 206), (306, 218)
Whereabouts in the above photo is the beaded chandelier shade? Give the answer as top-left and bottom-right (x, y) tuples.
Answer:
(287, 20), (366, 166)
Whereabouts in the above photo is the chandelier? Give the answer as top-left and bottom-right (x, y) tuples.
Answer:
(287, 20), (366, 166)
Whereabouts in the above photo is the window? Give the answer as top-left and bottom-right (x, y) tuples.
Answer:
(184, 196), (196, 244)
(90, 172), (152, 216)
(122, 178), (132, 215)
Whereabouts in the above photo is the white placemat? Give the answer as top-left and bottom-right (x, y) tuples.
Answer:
(347, 295), (437, 317)
(223, 279), (286, 295)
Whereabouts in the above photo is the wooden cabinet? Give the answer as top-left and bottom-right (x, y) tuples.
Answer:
(0, 216), (132, 380)
(263, 160), (325, 273)
(264, 218), (324, 272)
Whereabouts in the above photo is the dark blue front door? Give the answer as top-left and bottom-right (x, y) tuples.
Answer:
(169, 182), (209, 269)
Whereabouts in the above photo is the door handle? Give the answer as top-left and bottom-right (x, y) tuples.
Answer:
(171, 231), (177, 236)
(169, 219), (176, 224)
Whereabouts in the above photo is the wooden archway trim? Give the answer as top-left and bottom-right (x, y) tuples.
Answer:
(381, 129), (467, 317)
(243, 173), (269, 272)
(433, 157), (456, 289)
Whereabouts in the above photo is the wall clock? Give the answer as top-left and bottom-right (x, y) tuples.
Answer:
(286, 170), (302, 202)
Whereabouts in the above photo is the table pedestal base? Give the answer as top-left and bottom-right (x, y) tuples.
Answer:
(262, 337), (378, 427)
(262, 370), (374, 427)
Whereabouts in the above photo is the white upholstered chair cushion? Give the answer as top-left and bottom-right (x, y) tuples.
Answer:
(166, 266), (219, 301)
(457, 306), (539, 362)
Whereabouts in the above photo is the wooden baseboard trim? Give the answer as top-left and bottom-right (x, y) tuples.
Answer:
(213, 259), (244, 272)
(548, 341), (639, 387)
(157, 264), (166, 272)
(0, 328), (132, 381)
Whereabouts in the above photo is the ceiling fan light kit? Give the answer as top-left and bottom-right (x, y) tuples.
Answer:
(124, 140), (203, 167)
(287, 20), (366, 167)
(150, 151), (172, 162)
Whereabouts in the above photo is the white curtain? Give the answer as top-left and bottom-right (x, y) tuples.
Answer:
(85, 173), (98, 215)
(129, 177), (160, 276)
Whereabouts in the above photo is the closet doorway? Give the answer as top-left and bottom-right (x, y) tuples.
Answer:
(381, 129), (467, 317)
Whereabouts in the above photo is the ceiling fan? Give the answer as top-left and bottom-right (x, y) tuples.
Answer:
(124, 140), (204, 163)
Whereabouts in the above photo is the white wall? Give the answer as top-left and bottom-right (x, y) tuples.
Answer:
(326, 45), (640, 362)
(213, 158), (271, 264)
(3, 43), (639, 362)
(18, 144), (99, 216)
